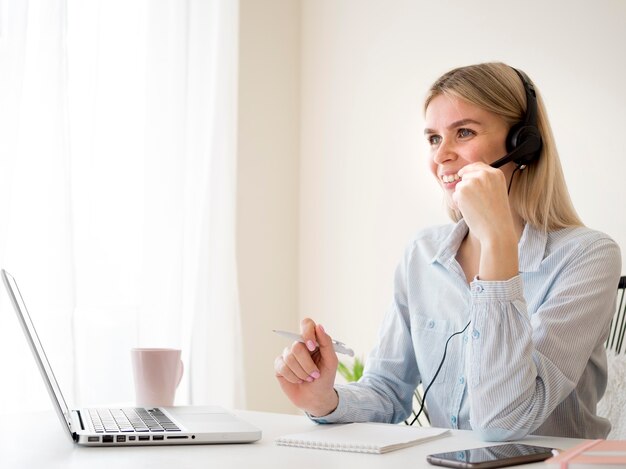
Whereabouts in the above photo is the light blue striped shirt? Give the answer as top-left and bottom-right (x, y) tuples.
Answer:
(312, 220), (621, 441)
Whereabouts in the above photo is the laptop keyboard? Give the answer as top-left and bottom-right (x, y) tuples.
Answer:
(88, 408), (181, 433)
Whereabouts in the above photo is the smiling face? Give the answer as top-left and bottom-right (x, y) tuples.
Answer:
(424, 94), (514, 200)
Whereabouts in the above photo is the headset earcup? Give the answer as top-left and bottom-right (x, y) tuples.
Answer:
(507, 125), (542, 166)
(506, 123), (524, 153)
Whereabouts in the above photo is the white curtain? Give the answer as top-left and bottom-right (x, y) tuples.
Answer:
(0, 0), (244, 412)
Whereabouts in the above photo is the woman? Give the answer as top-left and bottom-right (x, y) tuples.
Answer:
(274, 62), (621, 441)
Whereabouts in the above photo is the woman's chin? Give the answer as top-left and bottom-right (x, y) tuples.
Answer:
(444, 194), (458, 211)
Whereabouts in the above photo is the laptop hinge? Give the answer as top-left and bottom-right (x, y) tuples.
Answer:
(75, 409), (86, 430)
(70, 410), (83, 442)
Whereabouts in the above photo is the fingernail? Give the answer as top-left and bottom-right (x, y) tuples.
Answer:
(305, 376), (313, 383)
(306, 340), (316, 352)
(319, 324), (325, 334)
(310, 371), (320, 379)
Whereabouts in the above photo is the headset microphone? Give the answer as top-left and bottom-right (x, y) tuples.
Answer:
(490, 68), (542, 169)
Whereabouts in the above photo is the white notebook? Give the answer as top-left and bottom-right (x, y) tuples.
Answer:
(275, 423), (449, 454)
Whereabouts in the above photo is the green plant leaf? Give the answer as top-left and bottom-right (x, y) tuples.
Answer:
(353, 357), (364, 380)
(337, 361), (354, 382)
(337, 356), (364, 382)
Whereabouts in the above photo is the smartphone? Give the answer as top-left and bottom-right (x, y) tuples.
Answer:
(426, 443), (556, 468)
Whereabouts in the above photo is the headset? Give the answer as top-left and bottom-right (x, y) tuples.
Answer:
(490, 68), (542, 169)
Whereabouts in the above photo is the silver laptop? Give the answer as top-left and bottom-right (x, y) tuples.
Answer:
(1, 269), (262, 446)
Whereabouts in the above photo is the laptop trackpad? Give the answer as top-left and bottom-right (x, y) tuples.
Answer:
(164, 406), (246, 432)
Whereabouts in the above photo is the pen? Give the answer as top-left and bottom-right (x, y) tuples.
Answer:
(273, 329), (355, 357)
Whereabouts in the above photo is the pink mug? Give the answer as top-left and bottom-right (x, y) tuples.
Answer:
(131, 348), (184, 407)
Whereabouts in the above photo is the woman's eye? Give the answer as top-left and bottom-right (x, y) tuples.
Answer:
(458, 128), (475, 138)
(428, 135), (441, 146)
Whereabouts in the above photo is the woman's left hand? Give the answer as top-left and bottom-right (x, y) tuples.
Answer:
(453, 162), (520, 281)
(453, 162), (515, 242)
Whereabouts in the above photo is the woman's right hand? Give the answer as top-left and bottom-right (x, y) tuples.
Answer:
(274, 318), (339, 417)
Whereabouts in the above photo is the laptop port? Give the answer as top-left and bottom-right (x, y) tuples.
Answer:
(138, 436), (150, 441)
(102, 435), (114, 443)
(166, 435), (189, 439)
(129, 436), (136, 441)
(152, 435), (164, 441)
(88, 437), (99, 443)
(116, 435), (126, 442)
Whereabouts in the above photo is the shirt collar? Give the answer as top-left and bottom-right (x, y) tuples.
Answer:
(431, 219), (469, 267)
(518, 223), (547, 272)
(430, 219), (547, 273)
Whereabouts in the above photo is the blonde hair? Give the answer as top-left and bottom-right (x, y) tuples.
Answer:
(425, 62), (583, 231)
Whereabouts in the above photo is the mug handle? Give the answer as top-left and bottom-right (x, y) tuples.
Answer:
(177, 359), (184, 387)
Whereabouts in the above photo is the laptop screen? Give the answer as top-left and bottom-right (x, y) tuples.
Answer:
(1, 269), (75, 440)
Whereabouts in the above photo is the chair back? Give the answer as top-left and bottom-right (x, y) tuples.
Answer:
(597, 350), (626, 439)
(597, 276), (626, 439)
(606, 276), (626, 354)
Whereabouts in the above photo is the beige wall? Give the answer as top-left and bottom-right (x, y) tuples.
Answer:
(237, 0), (626, 412)
(237, 0), (300, 413)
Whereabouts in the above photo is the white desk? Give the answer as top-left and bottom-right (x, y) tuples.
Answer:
(0, 410), (584, 469)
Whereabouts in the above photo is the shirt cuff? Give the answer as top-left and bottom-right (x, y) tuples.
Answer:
(469, 275), (524, 301)
(306, 387), (348, 424)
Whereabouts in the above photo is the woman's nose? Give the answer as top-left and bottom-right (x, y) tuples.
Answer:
(433, 139), (457, 165)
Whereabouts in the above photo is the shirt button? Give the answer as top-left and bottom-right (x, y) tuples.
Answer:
(459, 376), (465, 385)
(472, 329), (480, 339)
(463, 335), (468, 343)
(427, 320), (435, 329)
(451, 415), (457, 425)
